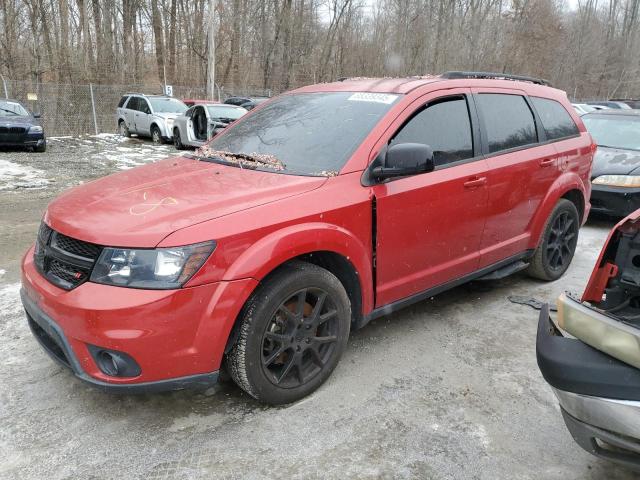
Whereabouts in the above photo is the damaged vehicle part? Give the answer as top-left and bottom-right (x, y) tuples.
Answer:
(172, 104), (247, 149)
(537, 209), (640, 471)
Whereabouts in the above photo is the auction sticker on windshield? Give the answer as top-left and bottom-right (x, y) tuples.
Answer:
(348, 92), (398, 104)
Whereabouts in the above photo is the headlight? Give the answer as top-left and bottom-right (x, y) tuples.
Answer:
(90, 241), (215, 289)
(592, 175), (640, 188)
(165, 118), (174, 128)
(29, 125), (43, 133)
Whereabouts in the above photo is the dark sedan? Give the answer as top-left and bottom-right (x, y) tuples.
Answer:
(583, 110), (640, 216)
(223, 96), (269, 110)
(0, 99), (46, 152)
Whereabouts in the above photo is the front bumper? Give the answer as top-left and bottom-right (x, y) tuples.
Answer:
(0, 133), (45, 147)
(537, 304), (640, 469)
(21, 245), (258, 392)
(590, 184), (640, 217)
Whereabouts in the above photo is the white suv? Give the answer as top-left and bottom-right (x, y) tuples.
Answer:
(117, 94), (187, 143)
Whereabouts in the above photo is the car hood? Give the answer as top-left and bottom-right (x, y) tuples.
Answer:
(0, 115), (37, 127)
(153, 112), (180, 121)
(591, 146), (640, 178)
(45, 156), (326, 247)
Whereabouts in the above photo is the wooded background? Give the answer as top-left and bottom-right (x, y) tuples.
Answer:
(1, 0), (640, 100)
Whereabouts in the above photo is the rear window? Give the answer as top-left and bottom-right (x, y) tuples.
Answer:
(531, 97), (579, 140)
(118, 96), (129, 108)
(476, 94), (537, 153)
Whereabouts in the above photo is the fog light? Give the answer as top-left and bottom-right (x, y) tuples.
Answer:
(88, 345), (141, 377)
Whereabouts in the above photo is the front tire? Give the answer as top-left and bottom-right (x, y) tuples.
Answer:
(174, 128), (185, 150)
(151, 125), (163, 144)
(227, 261), (351, 405)
(527, 199), (579, 281)
(34, 141), (46, 153)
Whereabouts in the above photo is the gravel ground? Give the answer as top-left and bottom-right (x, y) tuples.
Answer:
(0, 136), (635, 480)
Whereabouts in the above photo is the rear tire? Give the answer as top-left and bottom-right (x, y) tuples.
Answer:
(227, 261), (351, 405)
(527, 199), (580, 281)
(119, 121), (130, 138)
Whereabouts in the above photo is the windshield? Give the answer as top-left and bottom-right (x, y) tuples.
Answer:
(148, 97), (187, 114)
(206, 92), (399, 175)
(0, 101), (29, 116)
(207, 105), (246, 119)
(583, 115), (640, 151)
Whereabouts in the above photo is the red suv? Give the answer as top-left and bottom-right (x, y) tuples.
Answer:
(21, 72), (595, 404)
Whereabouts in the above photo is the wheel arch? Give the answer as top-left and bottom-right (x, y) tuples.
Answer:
(528, 173), (588, 250)
(561, 188), (585, 224)
(219, 223), (374, 352)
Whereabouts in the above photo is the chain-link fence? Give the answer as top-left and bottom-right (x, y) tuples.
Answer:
(0, 78), (273, 136)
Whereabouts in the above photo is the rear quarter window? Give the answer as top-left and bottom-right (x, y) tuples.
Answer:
(531, 97), (579, 141)
(118, 96), (129, 108)
(476, 93), (537, 153)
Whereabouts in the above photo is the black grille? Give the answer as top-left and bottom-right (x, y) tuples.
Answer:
(0, 125), (27, 143)
(0, 126), (27, 133)
(52, 232), (102, 259)
(34, 222), (101, 290)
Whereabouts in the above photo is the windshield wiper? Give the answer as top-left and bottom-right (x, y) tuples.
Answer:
(0, 107), (18, 115)
(196, 147), (286, 171)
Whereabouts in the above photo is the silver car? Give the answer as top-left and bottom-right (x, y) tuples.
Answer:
(117, 94), (187, 144)
(172, 103), (247, 149)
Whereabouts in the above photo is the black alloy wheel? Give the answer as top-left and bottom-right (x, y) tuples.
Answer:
(527, 199), (580, 281)
(261, 287), (340, 388)
(546, 210), (577, 273)
(227, 261), (350, 405)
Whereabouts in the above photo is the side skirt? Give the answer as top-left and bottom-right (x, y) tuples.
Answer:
(359, 250), (534, 327)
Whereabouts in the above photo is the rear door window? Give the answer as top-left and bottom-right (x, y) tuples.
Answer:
(531, 97), (579, 140)
(390, 96), (474, 167)
(125, 96), (138, 110)
(476, 94), (537, 153)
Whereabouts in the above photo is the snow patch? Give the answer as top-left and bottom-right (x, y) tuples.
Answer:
(0, 159), (50, 190)
(0, 282), (22, 316)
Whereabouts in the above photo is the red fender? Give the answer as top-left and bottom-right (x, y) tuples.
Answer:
(527, 172), (589, 251)
(222, 222), (374, 314)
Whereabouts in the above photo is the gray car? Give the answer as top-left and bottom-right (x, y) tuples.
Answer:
(117, 94), (187, 143)
(172, 103), (247, 149)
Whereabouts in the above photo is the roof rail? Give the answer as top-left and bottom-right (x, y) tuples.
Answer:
(441, 71), (551, 87)
(123, 92), (167, 97)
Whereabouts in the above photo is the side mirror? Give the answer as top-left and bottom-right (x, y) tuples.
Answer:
(33, 113), (41, 119)
(372, 143), (434, 180)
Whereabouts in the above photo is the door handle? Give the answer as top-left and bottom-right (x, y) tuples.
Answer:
(463, 176), (487, 189)
(540, 158), (555, 167)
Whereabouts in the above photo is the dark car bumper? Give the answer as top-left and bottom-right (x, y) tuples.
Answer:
(21, 288), (219, 394)
(0, 132), (45, 147)
(536, 304), (640, 470)
(590, 184), (640, 217)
